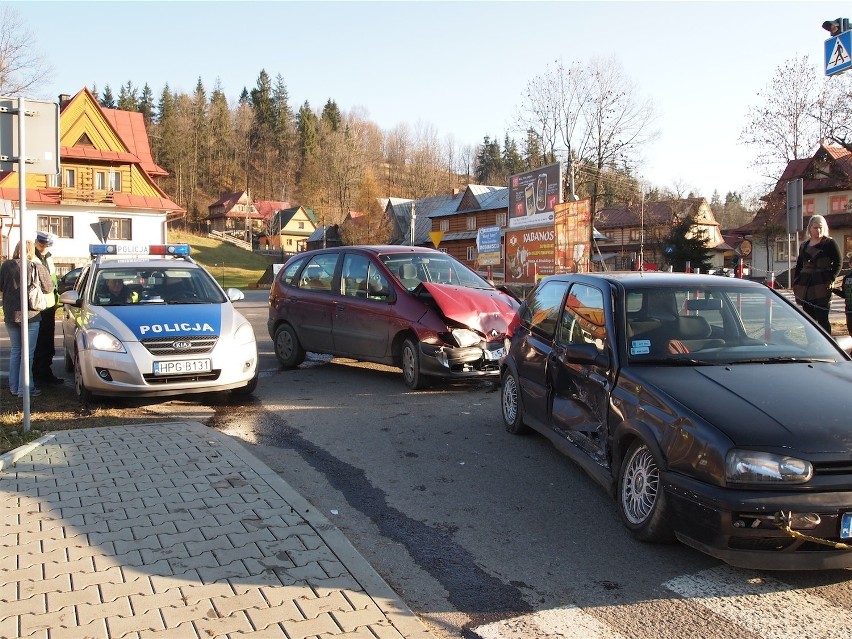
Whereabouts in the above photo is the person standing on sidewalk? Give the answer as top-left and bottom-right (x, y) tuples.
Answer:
(33, 231), (63, 385)
(0, 240), (54, 396)
(793, 215), (841, 333)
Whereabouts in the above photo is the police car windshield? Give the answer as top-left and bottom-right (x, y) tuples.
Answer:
(91, 267), (226, 306)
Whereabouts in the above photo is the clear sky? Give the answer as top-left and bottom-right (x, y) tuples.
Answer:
(14, 1), (850, 201)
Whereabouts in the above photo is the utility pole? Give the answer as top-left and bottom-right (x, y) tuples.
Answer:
(410, 202), (416, 246)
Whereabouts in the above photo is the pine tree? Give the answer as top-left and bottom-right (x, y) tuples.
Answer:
(664, 213), (712, 272)
(138, 83), (155, 127)
(321, 99), (341, 132)
(101, 85), (115, 108)
(117, 81), (137, 111)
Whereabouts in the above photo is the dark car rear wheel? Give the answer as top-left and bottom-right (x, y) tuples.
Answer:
(401, 338), (428, 389)
(274, 324), (305, 368)
(501, 368), (529, 435)
(617, 440), (674, 542)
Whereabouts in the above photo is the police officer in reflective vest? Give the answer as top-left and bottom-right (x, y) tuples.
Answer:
(33, 231), (63, 385)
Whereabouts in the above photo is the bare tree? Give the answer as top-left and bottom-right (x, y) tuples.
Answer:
(0, 7), (52, 96)
(408, 120), (444, 198)
(515, 56), (657, 217)
(740, 55), (823, 182)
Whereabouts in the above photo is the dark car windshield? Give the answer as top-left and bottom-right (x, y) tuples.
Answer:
(380, 253), (491, 291)
(625, 285), (844, 364)
(91, 266), (226, 306)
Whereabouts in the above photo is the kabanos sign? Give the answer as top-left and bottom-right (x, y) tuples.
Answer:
(505, 226), (555, 284)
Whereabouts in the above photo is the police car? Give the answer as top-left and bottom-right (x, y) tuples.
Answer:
(59, 244), (258, 402)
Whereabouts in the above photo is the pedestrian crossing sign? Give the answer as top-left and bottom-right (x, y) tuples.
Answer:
(825, 31), (852, 76)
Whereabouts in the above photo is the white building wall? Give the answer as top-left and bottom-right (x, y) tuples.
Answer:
(2, 204), (166, 269)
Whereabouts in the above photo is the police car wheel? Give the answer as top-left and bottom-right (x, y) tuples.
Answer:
(73, 351), (93, 404)
(232, 370), (258, 396)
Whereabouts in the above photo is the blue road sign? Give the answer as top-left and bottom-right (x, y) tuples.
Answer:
(825, 31), (852, 76)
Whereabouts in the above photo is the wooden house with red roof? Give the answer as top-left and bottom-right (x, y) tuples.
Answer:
(594, 197), (729, 271)
(0, 88), (183, 271)
(734, 142), (852, 281)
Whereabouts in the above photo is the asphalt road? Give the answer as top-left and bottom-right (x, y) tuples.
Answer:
(220, 291), (852, 638)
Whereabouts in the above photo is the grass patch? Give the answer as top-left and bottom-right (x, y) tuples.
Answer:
(169, 231), (275, 289)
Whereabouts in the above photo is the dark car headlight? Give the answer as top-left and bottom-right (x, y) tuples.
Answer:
(725, 450), (813, 484)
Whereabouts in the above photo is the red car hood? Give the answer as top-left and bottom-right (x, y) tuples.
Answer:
(420, 282), (519, 339)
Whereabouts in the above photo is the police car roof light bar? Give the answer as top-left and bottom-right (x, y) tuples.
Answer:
(89, 244), (118, 256)
(149, 244), (191, 256)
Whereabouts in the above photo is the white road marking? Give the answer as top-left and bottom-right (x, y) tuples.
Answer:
(473, 606), (627, 639)
(664, 565), (852, 637)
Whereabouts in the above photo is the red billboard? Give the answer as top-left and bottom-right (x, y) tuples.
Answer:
(505, 226), (555, 284)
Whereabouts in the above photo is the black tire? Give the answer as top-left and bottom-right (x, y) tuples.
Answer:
(617, 440), (675, 542)
(501, 368), (529, 435)
(273, 324), (305, 368)
(401, 338), (428, 389)
(231, 369), (258, 396)
(73, 351), (93, 405)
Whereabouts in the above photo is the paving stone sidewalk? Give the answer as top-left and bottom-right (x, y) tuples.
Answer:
(0, 421), (435, 639)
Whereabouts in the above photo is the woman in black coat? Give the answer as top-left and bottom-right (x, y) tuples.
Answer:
(793, 214), (842, 333)
(0, 240), (53, 396)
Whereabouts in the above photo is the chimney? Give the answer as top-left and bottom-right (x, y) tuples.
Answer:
(58, 94), (71, 108)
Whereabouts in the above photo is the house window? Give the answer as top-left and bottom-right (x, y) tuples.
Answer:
(830, 195), (847, 213)
(64, 169), (75, 188)
(439, 219), (449, 232)
(629, 229), (641, 241)
(467, 246), (476, 261)
(775, 238), (789, 261)
(95, 171), (106, 190)
(496, 212), (507, 227)
(466, 216), (476, 231)
(99, 217), (131, 240)
(298, 221), (304, 229)
(286, 238), (293, 246)
(803, 198), (815, 215)
(48, 174), (59, 188)
(109, 171), (122, 192)
(38, 215), (72, 239)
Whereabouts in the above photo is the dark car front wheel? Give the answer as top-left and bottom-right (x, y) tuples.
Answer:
(501, 368), (529, 435)
(274, 324), (305, 368)
(617, 440), (674, 542)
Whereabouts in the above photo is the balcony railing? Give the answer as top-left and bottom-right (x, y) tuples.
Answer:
(60, 188), (114, 204)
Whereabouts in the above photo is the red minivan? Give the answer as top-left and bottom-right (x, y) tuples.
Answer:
(267, 245), (519, 388)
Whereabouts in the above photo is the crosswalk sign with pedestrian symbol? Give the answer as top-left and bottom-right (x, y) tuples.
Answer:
(825, 31), (852, 76)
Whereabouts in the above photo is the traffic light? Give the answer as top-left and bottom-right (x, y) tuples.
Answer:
(823, 18), (851, 36)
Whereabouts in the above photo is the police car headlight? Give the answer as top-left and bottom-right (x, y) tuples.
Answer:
(87, 329), (126, 353)
(234, 322), (256, 345)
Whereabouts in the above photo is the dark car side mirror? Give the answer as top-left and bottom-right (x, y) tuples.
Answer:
(564, 342), (611, 369)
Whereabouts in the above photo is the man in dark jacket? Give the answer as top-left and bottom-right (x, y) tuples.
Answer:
(33, 231), (63, 385)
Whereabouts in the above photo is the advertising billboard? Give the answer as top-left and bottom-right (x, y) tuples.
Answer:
(505, 226), (555, 284)
(476, 225), (501, 266)
(554, 199), (592, 273)
(508, 162), (562, 230)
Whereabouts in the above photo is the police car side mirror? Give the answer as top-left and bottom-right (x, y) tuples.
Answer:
(226, 288), (245, 302)
(59, 290), (80, 307)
